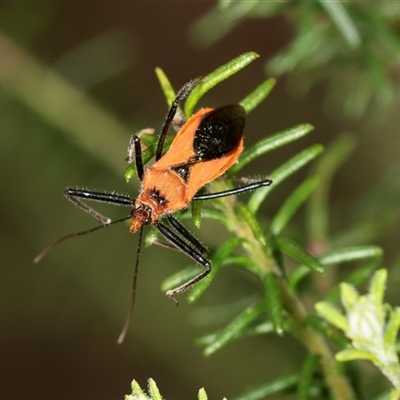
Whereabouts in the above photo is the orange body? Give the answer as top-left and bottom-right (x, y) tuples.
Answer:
(130, 107), (244, 233)
(34, 77), (272, 344)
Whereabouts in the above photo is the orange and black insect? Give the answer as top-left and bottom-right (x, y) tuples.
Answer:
(35, 77), (272, 342)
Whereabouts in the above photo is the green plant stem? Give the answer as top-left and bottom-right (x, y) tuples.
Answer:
(213, 182), (355, 400)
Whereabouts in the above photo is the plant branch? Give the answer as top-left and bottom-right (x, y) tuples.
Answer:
(214, 182), (355, 400)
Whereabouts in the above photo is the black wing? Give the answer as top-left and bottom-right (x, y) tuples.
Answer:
(193, 105), (246, 161)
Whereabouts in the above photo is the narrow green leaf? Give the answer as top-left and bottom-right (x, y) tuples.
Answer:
(389, 389), (400, 400)
(264, 273), (284, 336)
(373, 390), (398, 400)
(384, 308), (400, 348)
(336, 349), (378, 363)
(161, 265), (203, 293)
(188, 237), (243, 303)
(231, 123), (314, 174)
(218, 0), (233, 10)
(219, 253), (259, 276)
(395, 339), (400, 354)
(131, 380), (145, 396)
(126, 379), (151, 400)
(248, 144), (324, 214)
(124, 164), (137, 182)
(315, 302), (348, 331)
(239, 319), (276, 338)
(237, 204), (267, 245)
(239, 78), (276, 114)
(233, 374), (298, 400)
(270, 176), (319, 236)
(144, 228), (161, 247)
(369, 269), (387, 305)
(297, 355), (319, 400)
(224, 253), (256, 268)
(203, 301), (266, 356)
(148, 378), (163, 400)
(197, 319), (276, 346)
(185, 52), (259, 116)
(191, 198), (203, 228)
(198, 388), (208, 400)
(184, 206), (228, 226)
(318, 245), (383, 266)
(155, 67), (177, 106)
(196, 332), (220, 347)
(322, 246), (383, 302)
(340, 283), (359, 311)
(290, 245), (382, 292)
(319, 0), (361, 47)
(275, 236), (325, 274)
(163, 254), (255, 297)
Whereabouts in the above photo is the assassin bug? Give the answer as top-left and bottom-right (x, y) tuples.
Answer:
(34, 77), (273, 343)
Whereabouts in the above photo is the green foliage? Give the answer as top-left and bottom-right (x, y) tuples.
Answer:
(125, 379), (163, 400)
(190, 1), (400, 120)
(317, 269), (400, 399)
(0, 5), (398, 400)
(151, 54), (397, 399)
(125, 378), (225, 400)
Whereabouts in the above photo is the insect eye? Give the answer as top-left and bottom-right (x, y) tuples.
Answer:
(143, 213), (151, 225)
(131, 205), (151, 224)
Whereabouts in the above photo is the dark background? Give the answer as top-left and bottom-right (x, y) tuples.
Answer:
(1, 3), (399, 400)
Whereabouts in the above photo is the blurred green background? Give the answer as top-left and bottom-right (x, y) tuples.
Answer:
(1, 3), (399, 400)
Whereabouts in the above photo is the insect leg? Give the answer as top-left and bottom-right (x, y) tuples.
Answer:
(155, 77), (203, 161)
(125, 128), (154, 178)
(65, 188), (134, 225)
(148, 215), (207, 259)
(155, 221), (211, 298)
(193, 178), (273, 200)
(125, 134), (145, 180)
(166, 214), (208, 255)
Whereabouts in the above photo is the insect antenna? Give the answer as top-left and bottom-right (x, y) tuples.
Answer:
(117, 225), (144, 344)
(33, 215), (132, 264)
